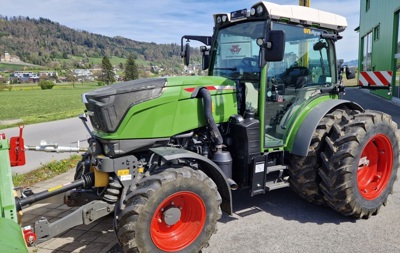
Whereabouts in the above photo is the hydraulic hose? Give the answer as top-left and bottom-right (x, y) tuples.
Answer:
(197, 88), (223, 146)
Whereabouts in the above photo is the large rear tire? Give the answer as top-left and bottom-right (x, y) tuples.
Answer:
(320, 110), (399, 218)
(114, 166), (222, 253)
(289, 108), (350, 205)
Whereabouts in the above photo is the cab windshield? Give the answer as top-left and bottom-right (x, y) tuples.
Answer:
(210, 21), (264, 82)
(210, 20), (336, 147)
(210, 21), (335, 87)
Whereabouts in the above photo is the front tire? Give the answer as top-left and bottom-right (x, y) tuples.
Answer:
(115, 166), (222, 253)
(320, 110), (399, 218)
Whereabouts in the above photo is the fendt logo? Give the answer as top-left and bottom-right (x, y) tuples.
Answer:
(230, 45), (242, 54)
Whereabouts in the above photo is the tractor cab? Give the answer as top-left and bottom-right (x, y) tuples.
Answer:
(181, 1), (350, 150)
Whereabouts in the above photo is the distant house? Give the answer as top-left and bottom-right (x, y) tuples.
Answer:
(0, 52), (21, 63)
(38, 71), (58, 77)
(10, 71), (39, 83)
(73, 69), (94, 82)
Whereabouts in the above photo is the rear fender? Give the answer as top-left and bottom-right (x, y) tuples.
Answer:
(290, 99), (363, 157)
(150, 147), (233, 215)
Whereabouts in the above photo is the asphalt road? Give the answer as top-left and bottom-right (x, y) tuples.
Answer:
(202, 185), (400, 253)
(2, 117), (91, 174)
(343, 87), (400, 125)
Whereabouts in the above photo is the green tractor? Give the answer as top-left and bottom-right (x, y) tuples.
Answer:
(12, 1), (399, 252)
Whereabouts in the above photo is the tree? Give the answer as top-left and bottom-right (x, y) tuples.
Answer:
(66, 73), (78, 87)
(125, 55), (138, 80)
(101, 56), (115, 85)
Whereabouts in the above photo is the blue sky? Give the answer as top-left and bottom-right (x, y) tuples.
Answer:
(1, 0), (360, 61)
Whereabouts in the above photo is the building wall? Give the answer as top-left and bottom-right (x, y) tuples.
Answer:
(358, 0), (400, 99)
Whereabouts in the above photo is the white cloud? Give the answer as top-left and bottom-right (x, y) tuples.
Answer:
(0, 0), (360, 60)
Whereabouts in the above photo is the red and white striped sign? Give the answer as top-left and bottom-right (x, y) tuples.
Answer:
(358, 71), (392, 87)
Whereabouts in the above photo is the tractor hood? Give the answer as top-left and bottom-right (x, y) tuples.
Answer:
(166, 75), (235, 88)
(83, 78), (167, 133)
(83, 76), (236, 134)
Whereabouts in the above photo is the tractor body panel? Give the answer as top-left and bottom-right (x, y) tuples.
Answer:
(0, 138), (28, 252)
(289, 99), (364, 156)
(85, 76), (237, 140)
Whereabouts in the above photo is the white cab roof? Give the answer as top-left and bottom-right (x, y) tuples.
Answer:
(257, 1), (347, 32)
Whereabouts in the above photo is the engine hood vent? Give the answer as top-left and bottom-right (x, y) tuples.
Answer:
(83, 78), (166, 133)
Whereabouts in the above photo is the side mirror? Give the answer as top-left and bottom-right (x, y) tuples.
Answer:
(346, 66), (355, 79)
(257, 30), (285, 62)
(200, 46), (210, 70)
(180, 35), (212, 67)
(181, 43), (190, 66)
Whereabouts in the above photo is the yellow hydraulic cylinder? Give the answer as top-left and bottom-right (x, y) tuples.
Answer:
(93, 166), (109, 187)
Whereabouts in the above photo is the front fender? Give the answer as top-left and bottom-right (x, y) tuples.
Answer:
(150, 147), (233, 215)
(290, 99), (363, 157)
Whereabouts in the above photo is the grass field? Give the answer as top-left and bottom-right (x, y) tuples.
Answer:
(0, 62), (44, 72)
(0, 83), (98, 129)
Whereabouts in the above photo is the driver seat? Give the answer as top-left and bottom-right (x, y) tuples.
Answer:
(282, 66), (312, 89)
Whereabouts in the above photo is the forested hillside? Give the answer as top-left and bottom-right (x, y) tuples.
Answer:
(0, 16), (199, 71)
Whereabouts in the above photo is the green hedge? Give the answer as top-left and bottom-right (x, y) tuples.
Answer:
(38, 80), (55, 90)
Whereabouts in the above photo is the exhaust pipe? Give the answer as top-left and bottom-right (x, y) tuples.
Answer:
(193, 87), (237, 191)
(195, 88), (223, 146)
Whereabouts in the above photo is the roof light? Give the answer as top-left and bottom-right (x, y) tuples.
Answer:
(256, 5), (264, 15)
(216, 16), (222, 24)
(250, 8), (256, 16)
(222, 15), (228, 22)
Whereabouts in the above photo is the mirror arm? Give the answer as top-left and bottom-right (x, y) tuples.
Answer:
(320, 32), (343, 41)
(180, 35), (212, 58)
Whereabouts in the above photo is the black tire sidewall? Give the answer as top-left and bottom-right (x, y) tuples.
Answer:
(135, 171), (219, 253)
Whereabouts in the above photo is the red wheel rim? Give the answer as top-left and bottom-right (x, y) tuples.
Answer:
(150, 191), (206, 252)
(357, 134), (393, 200)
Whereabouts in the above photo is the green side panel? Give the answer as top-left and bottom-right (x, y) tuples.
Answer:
(166, 75), (236, 88)
(259, 65), (268, 152)
(371, 89), (392, 100)
(283, 95), (337, 152)
(96, 76), (237, 139)
(359, 0), (400, 71)
(0, 218), (28, 253)
(0, 139), (18, 223)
